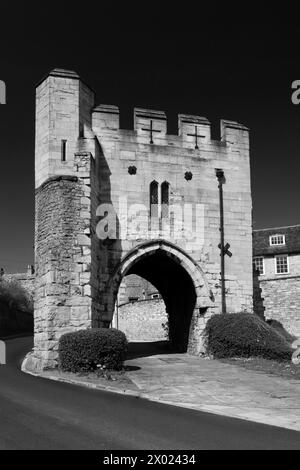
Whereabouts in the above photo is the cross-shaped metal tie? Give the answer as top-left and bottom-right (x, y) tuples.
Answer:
(187, 125), (205, 149)
(142, 120), (161, 144)
(218, 242), (232, 258)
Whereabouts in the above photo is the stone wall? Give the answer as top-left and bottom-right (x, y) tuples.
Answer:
(115, 299), (167, 342)
(259, 277), (300, 336)
(255, 254), (300, 337)
(27, 69), (102, 371)
(35, 69), (95, 188)
(32, 171), (94, 370)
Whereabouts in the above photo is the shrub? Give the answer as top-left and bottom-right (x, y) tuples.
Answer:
(0, 279), (33, 313)
(204, 313), (292, 361)
(58, 328), (128, 372)
(266, 319), (296, 344)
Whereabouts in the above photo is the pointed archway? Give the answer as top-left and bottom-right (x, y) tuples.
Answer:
(106, 240), (213, 353)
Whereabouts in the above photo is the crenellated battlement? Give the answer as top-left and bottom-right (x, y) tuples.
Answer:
(92, 104), (120, 132)
(178, 113), (211, 146)
(34, 67), (249, 185)
(35, 67), (250, 189)
(91, 104), (248, 149)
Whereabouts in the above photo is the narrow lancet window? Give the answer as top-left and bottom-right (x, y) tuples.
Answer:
(150, 181), (159, 218)
(161, 181), (169, 218)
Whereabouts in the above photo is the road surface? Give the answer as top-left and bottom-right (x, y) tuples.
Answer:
(0, 336), (299, 450)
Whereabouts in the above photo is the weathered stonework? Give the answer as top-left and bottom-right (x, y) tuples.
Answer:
(33, 175), (93, 368)
(259, 276), (300, 336)
(24, 68), (253, 371)
(115, 299), (167, 342)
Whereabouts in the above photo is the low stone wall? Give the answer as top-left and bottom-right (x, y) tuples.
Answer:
(259, 276), (300, 337)
(116, 298), (168, 342)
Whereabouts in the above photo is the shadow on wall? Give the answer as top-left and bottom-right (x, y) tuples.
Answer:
(91, 138), (122, 327)
(253, 268), (265, 319)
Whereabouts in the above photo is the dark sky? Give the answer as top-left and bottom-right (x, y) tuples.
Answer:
(0, 3), (300, 272)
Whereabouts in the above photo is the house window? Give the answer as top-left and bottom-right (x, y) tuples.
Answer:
(275, 255), (289, 274)
(253, 257), (264, 275)
(151, 293), (160, 299)
(270, 234), (285, 246)
(150, 181), (159, 218)
(128, 297), (139, 302)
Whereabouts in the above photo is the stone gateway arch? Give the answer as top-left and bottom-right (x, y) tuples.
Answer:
(24, 69), (253, 371)
(107, 240), (212, 353)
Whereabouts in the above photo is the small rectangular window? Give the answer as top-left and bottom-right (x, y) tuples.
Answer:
(61, 139), (67, 162)
(253, 257), (265, 275)
(151, 293), (160, 299)
(275, 255), (289, 274)
(270, 234), (285, 246)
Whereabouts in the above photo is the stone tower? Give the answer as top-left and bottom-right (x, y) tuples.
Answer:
(24, 68), (253, 372)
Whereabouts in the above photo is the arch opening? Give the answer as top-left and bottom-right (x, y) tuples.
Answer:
(116, 273), (169, 354)
(113, 246), (198, 353)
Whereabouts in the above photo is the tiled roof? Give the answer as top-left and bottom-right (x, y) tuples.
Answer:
(253, 225), (300, 256)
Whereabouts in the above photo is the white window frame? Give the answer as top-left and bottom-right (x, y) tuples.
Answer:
(253, 256), (265, 275)
(274, 255), (289, 275)
(269, 234), (285, 246)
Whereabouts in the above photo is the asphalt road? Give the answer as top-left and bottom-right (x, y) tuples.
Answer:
(0, 336), (299, 450)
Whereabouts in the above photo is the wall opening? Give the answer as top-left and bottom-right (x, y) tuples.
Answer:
(114, 274), (168, 346)
(113, 248), (197, 353)
(61, 139), (67, 162)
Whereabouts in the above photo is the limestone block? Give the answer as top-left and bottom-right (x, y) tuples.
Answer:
(77, 234), (91, 246)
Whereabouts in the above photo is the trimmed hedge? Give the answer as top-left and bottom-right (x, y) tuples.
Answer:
(204, 313), (292, 361)
(266, 319), (296, 344)
(58, 328), (128, 372)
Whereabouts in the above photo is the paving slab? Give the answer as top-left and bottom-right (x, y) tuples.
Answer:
(125, 353), (300, 431)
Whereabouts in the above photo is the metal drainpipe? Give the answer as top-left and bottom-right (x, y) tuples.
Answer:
(116, 296), (119, 330)
(216, 169), (226, 314)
